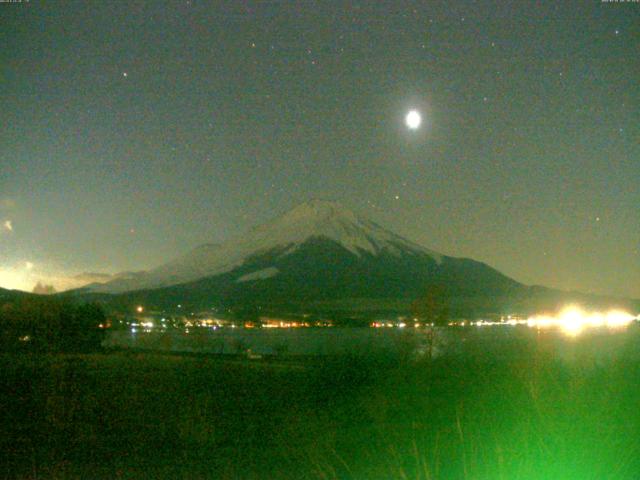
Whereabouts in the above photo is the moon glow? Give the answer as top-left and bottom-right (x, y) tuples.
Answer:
(405, 110), (422, 130)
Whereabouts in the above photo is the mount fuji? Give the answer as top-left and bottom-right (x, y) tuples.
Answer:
(74, 200), (635, 317)
(86, 200), (451, 293)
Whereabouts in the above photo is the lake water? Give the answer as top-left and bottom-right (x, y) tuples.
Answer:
(104, 323), (640, 364)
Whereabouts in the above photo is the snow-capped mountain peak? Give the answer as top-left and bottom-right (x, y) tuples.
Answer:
(250, 199), (439, 258)
(83, 200), (443, 293)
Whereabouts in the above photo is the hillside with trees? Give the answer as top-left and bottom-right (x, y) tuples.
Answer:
(0, 295), (106, 353)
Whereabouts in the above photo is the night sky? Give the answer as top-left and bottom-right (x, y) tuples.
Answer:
(1, 1), (638, 298)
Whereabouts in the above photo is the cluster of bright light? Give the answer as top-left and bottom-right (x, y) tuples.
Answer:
(263, 321), (311, 328)
(439, 308), (638, 336)
(371, 321), (435, 328)
(525, 306), (638, 336)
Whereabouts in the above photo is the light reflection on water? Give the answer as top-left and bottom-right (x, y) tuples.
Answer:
(104, 323), (640, 364)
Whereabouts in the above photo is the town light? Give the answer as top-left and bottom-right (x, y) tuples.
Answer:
(525, 306), (637, 337)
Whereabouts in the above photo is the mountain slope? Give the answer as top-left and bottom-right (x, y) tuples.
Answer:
(70, 200), (539, 316)
(84, 200), (446, 294)
(0, 287), (34, 302)
(137, 236), (520, 308)
(73, 200), (639, 317)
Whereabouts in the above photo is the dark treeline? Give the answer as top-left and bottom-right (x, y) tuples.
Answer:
(0, 296), (106, 353)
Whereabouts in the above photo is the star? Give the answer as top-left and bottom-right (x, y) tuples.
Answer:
(122, 72), (128, 77)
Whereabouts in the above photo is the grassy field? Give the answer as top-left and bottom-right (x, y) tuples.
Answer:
(1, 334), (640, 479)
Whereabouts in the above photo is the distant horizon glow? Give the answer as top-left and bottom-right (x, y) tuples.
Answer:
(0, 268), (30, 292)
(0, 263), (99, 293)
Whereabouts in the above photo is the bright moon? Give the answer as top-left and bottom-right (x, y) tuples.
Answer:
(405, 110), (422, 130)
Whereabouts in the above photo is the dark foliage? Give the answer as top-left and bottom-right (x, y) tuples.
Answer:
(0, 297), (105, 353)
(411, 284), (450, 326)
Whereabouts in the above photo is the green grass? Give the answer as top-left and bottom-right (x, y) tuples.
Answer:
(1, 339), (640, 479)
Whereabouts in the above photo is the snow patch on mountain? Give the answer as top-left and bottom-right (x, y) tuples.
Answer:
(236, 267), (279, 283)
